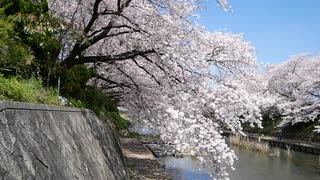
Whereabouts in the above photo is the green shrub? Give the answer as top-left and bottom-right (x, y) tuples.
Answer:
(107, 112), (130, 130)
(0, 74), (60, 105)
(0, 9), (32, 76)
(61, 65), (93, 98)
(59, 64), (130, 131)
(0, 0), (67, 83)
(61, 65), (118, 111)
(67, 98), (86, 108)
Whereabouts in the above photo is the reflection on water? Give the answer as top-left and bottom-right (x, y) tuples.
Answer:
(158, 157), (211, 180)
(160, 145), (320, 180)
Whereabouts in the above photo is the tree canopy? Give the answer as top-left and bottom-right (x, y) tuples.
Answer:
(248, 55), (320, 133)
(45, 0), (263, 178)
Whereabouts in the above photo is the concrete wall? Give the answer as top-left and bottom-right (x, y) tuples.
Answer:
(0, 101), (128, 180)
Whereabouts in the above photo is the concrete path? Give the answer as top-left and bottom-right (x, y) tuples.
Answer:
(120, 138), (171, 180)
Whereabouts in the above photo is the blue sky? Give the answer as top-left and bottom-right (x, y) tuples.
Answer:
(197, 0), (320, 64)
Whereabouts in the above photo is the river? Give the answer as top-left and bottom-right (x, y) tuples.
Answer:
(158, 145), (320, 180)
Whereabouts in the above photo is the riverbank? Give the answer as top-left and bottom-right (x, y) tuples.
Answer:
(224, 131), (320, 155)
(120, 138), (171, 180)
(121, 132), (319, 180)
(140, 137), (183, 158)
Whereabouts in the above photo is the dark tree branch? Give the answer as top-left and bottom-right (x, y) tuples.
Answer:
(131, 58), (161, 85)
(114, 63), (140, 91)
(105, 30), (140, 38)
(141, 54), (182, 84)
(88, 24), (136, 38)
(84, 0), (103, 34)
(120, 0), (132, 11)
(140, 54), (165, 72)
(65, 0), (134, 67)
(68, 49), (156, 66)
(100, 12), (151, 36)
(96, 75), (132, 89)
(117, 0), (121, 13)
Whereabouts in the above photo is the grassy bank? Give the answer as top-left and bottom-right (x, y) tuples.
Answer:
(0, 75), (61, 105)
(228, 135), (294, 159)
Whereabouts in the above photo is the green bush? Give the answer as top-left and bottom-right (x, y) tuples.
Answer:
(61, 65), (118, 112)
(0, 0), (66, 83)
(0, 9), (32, 76)
(0, 74), (60, 105)
(67, 98), (86, 108)
(107, 112), (130, 130)
(61, 65), (94, 99)
(2, 0), (60, 63)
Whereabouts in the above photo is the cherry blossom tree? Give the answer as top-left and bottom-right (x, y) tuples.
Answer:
(47, 0), (263, 179)
(250, 55), (320, 133)
(271, 55), (320, 129)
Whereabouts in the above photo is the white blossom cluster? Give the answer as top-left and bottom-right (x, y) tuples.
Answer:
(242, 55), (320, 132)
(268, 55), (320, 129)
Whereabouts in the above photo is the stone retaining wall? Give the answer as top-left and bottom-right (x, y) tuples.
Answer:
(0, 101), (128, 180)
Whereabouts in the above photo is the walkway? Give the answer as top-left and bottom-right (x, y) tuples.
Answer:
(120, 138), (171, 180)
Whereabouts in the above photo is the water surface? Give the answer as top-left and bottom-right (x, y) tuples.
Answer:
(160, 145), (320, 180)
